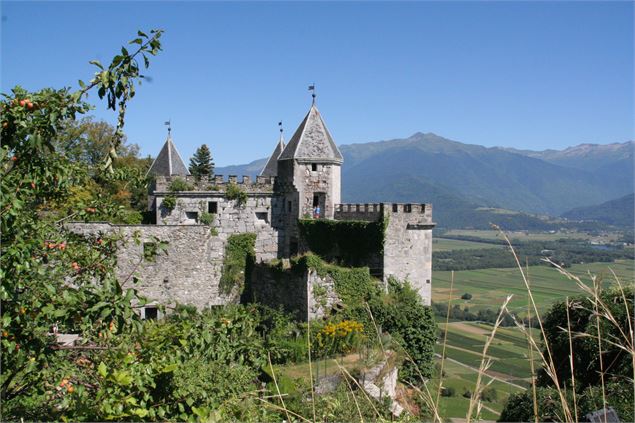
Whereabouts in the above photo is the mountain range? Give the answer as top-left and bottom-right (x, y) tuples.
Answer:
(216, 134), (634, 229)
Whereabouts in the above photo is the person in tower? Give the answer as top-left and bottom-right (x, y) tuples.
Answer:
(314, 205), (321, 219)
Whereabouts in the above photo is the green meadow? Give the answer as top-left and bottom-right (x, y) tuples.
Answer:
(432, 259), (635, 316)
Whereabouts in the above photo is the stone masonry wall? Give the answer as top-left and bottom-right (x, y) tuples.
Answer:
(382, 203), (434, 305)
(154, 193), (283, 262)
(66, 223), (229, 309)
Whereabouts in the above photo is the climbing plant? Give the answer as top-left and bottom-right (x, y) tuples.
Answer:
(298, 218), (387, 266)
(219, 233), (256, 296)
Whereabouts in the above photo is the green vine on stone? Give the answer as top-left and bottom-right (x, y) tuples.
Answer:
(225, 183), (247, 207)
(162, 194), (176, 211)
(219, 233), (256, 295)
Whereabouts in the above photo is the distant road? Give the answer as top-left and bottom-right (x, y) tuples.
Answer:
(434, 353), (528, 391)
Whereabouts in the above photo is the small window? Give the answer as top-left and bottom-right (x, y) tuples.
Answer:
(311, 163), (318, 172)
(392, 204), (398, 212)
(186, 211), (198, 221)
(404, 204), (412, 213)
(288, 201), (292, 212)
(426, 279), (431, 284)
(143, 242), (157, 262)
(208, 201), (218, 214)
(420, 204), (426, 213)
(256, 212), (268, 222)
(144, 306), (158, 320)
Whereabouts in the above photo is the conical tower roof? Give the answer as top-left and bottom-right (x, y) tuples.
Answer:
(147, 135), (190, 177)
(260, 133), (285, 177)
(278, 104), (343, 163)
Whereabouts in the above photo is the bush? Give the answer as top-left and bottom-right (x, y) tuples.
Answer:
(440, 387), (456, 397)
(461, 292), (472, 300)
(225, 183), (247, 206)
(199, 212), (215, 225)
(168, 177), (194, 192)
(481, 387), (498, 402)
(219, 233), (256, 296)
(162, 194), (177, 211)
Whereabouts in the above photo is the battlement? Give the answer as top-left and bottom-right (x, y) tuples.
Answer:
(154, 175), (275, 193)
(334, 202), (433, 223)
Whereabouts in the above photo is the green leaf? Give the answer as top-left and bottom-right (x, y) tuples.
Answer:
(78, 79), (86, 88)
(162, 363), (177, 373)
(98, 361), (108, 378)
(132, 408), (148, 418)
(89, 60), (104, 70)
(129, 38), (143, 45)
(113, 370), (133, 386)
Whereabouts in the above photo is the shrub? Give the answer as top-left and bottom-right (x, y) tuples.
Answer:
(440, 387), (456, 397)
(481, 387), (498, 402)
(225, 183), (247, 206)
(461, 292), (472, 300)
(199, 212), (215, 225)
(162, 194), (177, 211)
(168, 177), (194, 192)
(219, 233), (256, 296)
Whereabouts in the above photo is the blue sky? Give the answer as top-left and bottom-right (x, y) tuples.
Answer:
(2, 1), (633, 166)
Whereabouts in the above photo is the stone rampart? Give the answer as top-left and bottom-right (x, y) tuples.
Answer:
(334, 203), (383, 222)
(154, 175), (275, 193)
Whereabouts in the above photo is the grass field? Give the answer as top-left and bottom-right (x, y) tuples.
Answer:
(442, 229), (621, 243)
(432, 322), (532, 420)
(433, 238), (504, 252)
(432, 259), (635, 316)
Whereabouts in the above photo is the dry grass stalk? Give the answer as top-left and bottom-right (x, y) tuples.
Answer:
(526, 262), (539, 423)
(399, 347), (443, 422)
(267, 352), (291, 422)
(465, 294), (513, 423)
(306, 288), (316, 422)
(434, 270), (454, 416)
(592, 276), (608, 423)
(341, 366), (365, 423)
(565, 297), (579, 422)
(494, 225), (574, 422)
(255, 397), (312, 423)
(333, 359), (384, 420)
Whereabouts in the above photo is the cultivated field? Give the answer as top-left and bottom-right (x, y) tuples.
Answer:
(433, 238), (504, 252)
(432, 260), (635, 316)
(442, 229), (622, 243)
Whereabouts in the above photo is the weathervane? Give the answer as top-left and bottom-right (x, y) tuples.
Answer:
(164, 119), (172, 135)
(278, 121), (283, 134)
(308, 83), (316, 104)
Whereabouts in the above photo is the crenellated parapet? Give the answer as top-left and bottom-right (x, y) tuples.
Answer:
(153, 175), (276, 193)
(334, 202), (433, 224)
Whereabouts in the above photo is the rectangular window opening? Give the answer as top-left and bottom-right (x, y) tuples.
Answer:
(392, 204), (398, 213)
(311, 163), (318, 171)
(208, 201), (218, 214)
(420, 204), (426, 213)
(404, 204), (412, 213)
(256, 212), (268, 223)
(288, 201), (292, 212)
(144, 306), (158, 320)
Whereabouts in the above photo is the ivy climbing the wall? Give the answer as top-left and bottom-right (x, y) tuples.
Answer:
(297, 218), (387, 266)
(220, 233), (256, 296)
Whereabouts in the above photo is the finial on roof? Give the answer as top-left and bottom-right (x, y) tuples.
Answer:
(308, 83), (316, 104)
(164, 119), (172, 136)
(278, 121), (283, 134)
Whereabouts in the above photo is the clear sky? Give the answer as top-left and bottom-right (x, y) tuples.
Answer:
(2, 1), (633, 166)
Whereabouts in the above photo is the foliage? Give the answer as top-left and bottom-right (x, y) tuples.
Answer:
(298, 218), (386, 266)
(188, 144), (214, 179)
(499, 382), (633, 423)
(536, 286), (634, 389)
(167, 177), (194, 192)
(225, 182), (247, 207)
(0, 29), (165, 420)
(431, 302), (525, 327)
(162, 194), (177, 211)
(198, 212), (215, 225)
(220, 233), (256, 296)
(460, 292), (472, 300)
(369, 278), (437, 383)
(433, 239), (633, 271)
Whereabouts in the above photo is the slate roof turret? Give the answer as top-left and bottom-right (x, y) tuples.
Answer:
(260, 132), (285, 177)
(278, 104), (343, 163)
(147, 135), (190, 177)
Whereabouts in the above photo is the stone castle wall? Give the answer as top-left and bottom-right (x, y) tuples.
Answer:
(382, 203), (434, 304)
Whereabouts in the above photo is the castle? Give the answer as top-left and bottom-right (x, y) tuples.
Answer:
(69, 101), (434, 319)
